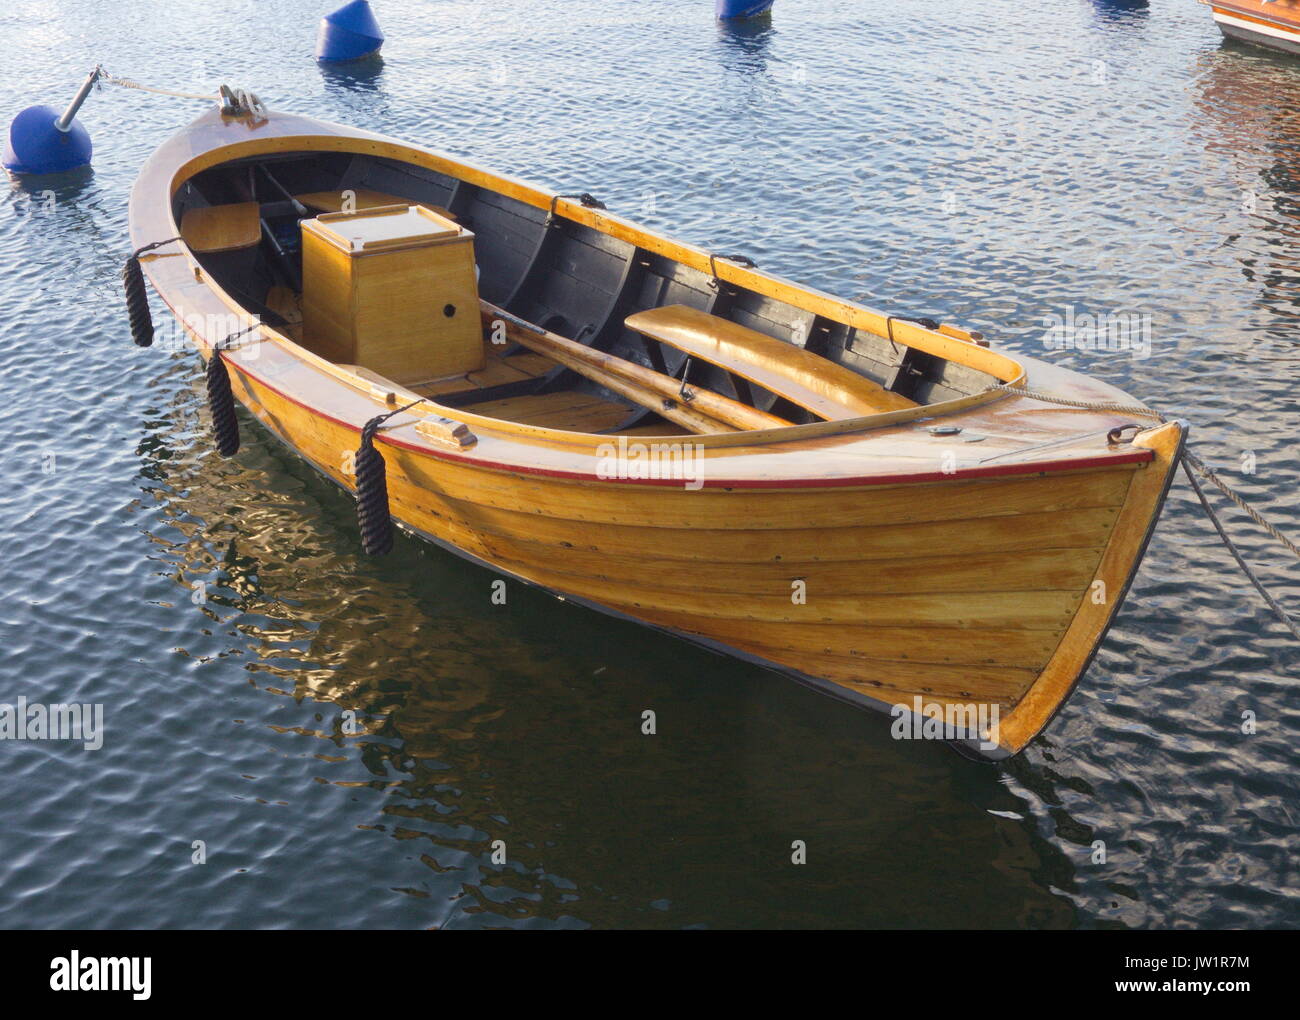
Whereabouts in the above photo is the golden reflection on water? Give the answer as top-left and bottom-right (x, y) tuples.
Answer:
(129, 379), (1083, 927)
(1192, 44), (1300, 353)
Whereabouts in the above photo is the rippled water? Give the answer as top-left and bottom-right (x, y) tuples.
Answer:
(1, 0), (1296, 929)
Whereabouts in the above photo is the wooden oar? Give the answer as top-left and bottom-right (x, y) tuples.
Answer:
(480, 303), (791, 434)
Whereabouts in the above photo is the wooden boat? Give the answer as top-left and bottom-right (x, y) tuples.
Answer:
(1201, 0), (1300, 56)
(127, 105), (1185, 760)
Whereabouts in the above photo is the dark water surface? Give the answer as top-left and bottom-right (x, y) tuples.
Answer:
(1, 0), (1297, 929)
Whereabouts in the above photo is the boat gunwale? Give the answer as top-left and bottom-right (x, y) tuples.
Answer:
(221, 344), (1155, 488)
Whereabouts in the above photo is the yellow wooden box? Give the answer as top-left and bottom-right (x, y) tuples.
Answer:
(301, 204), (484, 384)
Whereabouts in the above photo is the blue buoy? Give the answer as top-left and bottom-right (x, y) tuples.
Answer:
(3, 67), (100, 176)
(3, 105), (93, 175)
(316, 1), (385, 63)
(1091, 0), (1148, 12)
(717, 0), (774, 19)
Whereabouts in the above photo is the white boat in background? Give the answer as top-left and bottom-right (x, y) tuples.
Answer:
(1203, 0), (1300, 56)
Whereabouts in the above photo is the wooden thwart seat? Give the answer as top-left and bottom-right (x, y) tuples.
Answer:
(625, 304), (915, 420)
(179, 202), (261, 253)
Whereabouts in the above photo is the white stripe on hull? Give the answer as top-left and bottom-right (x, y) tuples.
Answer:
(1213, 10), (1300, 54)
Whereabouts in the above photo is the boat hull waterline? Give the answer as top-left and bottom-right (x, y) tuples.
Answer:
(1202, 0), (1300, 57)
(129, 108), (1185, 760)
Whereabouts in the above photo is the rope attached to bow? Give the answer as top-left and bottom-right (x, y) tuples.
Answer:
(984, 381), (1299, 640)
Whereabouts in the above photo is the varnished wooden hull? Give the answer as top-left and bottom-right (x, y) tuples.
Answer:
(129, 107), (1185, 759)
(229, 362), (1183, 759)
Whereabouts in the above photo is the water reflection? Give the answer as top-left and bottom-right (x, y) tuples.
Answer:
(319, 53), (387, 95)
(716, 15), (775, 76)
(1090, 0), (1149, 19)
(318, 52), (395, 127)
(6, 164), (95, 201)
(1192, 45), (1300, 352)
(128, 382), (1087, 927)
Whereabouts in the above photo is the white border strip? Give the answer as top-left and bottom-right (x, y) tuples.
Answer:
(1213, 10), (1300, 42)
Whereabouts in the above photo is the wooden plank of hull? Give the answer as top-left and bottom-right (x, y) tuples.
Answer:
(390, 455), (1136, 531)
(457, 555), (1085, 627)
(787, 659), (1038, 706)
(380, 497), (1123, 565)
(469, 544), (1107, 597)
(632, 614), (1066, 670)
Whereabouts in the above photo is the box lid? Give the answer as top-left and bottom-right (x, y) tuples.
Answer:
(303, 203), (466, 254)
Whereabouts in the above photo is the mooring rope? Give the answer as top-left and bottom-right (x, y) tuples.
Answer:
(99, 73), (219, 103)
(97, 70), (264, 117)
(1181, 460), (1300, 642)
(212, 321), (265, 352)
(984, 379), (1299, 639)
(1183, 449), (1300, 561)
(990, 380), (1167, 421)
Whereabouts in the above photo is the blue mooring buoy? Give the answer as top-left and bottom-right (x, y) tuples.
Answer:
(316, 1), (385, 63)
(716, 0), (774, 19)
(3, 67), (99, 175)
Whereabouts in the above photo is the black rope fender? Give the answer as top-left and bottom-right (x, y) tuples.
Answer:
(354, 399), (428, 556)
(203, 324), (261, 459)
(122, 236), (182, 347)
(205, 351), (240, 458)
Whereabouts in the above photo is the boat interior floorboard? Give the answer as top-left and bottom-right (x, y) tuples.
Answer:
(616, 422), (692, 437)
(466, 391), (635, 432)
(408, 343), (552, 397)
